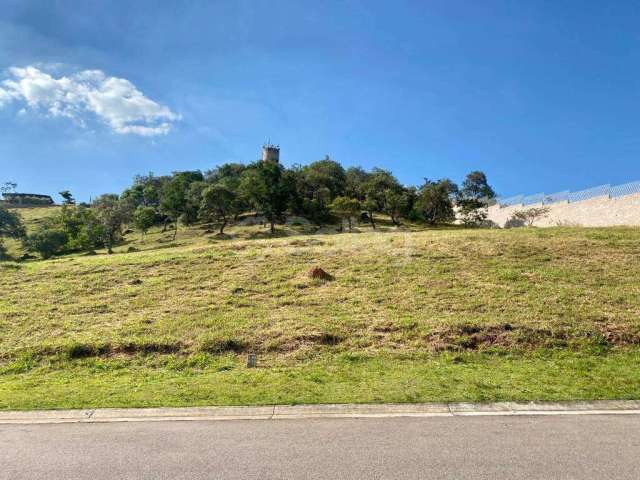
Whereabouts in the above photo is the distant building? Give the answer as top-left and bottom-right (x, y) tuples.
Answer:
(1, 192), (54, 205)
(261, 143), (280, 163)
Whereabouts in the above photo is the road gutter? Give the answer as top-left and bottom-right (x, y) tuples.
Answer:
(1, 400), (639, 425)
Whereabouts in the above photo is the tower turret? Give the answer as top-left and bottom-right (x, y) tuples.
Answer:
(261, 143), (280, 163)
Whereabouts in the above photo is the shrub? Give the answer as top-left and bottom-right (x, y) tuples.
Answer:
(24, 227), (68, 259)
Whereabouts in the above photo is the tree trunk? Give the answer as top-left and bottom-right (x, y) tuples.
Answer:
(369, 212), (376, 229)
(162, 218), (169, 233)
(270, 219), (275, 233)
(107, 231), (114, 254)
(219, 219), (227, 235)
(348, 216), (352, 231)
(173, 222), (178, 240)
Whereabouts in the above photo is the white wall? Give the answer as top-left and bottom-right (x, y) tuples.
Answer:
(487, 193), (640, 227)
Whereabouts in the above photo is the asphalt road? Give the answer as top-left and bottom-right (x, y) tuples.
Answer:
(2, 415), (639, 479)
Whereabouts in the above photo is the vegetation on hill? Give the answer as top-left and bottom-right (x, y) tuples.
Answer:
(1, 159), (496, 262)
(1, 220), (639, 409)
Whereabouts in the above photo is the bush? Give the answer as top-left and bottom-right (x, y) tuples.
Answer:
(24, 227), (68, 259)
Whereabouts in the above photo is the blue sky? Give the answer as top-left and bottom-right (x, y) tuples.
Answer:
(1, 0), (639, 202)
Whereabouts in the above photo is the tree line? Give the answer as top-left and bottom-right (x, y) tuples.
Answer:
(0, 157), (494, 259)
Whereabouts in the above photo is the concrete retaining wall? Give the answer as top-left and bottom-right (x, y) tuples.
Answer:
(487, 192), (640, 227)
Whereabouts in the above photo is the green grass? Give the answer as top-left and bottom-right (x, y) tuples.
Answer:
(1, 212), (640, 409)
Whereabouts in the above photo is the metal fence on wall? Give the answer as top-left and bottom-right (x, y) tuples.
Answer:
(496, 181), (640, 207)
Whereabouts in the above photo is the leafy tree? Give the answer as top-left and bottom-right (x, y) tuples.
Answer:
(303, 157), (346, 199)
(133, 206), (157, 238)
(330, 196), (361, 231)
(344, 167), (369, 200)
(287, 158), (346, 224)
(158, 171), (204, 238)
(361, 168), (403, 213)
(57, 204), (103, 251)
(124, 173), (168, 209)
(383, 190), (408, 226)
(460, 171), (495, 200)
(92, 194), (132, 253)
(59, 190), (75, 205)
(182, 181), (208, 227)
(239, 161), (293, 233)
(457, 171), (495, 227)
(159, 178), (188, 239)
(415, 179), (458, 225)
(24, 226), (67, 259)
(363, 197), (378, 230)
(200, 184), (237, 234)
(0, 205), (25, 259)
(401, 187), (418, 218)
(1, 182), (17, 195)
(205, 163), (246, 187)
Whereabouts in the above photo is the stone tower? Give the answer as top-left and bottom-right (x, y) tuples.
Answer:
(261, 143), (280, 163)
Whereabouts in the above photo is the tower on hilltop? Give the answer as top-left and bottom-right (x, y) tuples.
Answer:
(261, 143), (280, 163)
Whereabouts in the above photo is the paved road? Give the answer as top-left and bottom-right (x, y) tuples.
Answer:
(2, 415), (639, 479)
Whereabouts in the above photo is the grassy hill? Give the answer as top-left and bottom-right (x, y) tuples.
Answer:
(1, 210), (640, 409)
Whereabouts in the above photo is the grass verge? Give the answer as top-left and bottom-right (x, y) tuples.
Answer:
(1, 351), (639, 410)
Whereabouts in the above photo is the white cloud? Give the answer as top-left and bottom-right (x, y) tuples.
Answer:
(0, 66), (180, 136)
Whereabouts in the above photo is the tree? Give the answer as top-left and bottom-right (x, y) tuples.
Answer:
(330, 196), (361, 231)
(383, 190), (407, 225)
(361, 168), (403, 213)
(92, 194), (132, 253)
(133, 206), (156, 238)
(158, 171), (204, 238)
(457, 171), (495, 227)
(200, 184), (237, 234)
(344, 167), (369, 200)
(460, 171), (495, 200)
(59, 190), (75, 205)
(205, 163), (246, 187)
(24, 226), (67, 259)
(1, 182), (17, 195)
(302, 157), (346, 199)
(124, 173), (167, 209)
(239, 161), (293, 233)
(414, 179), (458, 225)
(57, 204), (103, 251)
(0, 205), (25, 259)
(182, 181), (208, 227)
(159, 178), (188, 239)
(24, 226), (68, 259)
(363, 197), (378, 229)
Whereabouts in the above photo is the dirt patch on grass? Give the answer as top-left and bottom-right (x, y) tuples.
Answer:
(198, 335), (248, 354)
(425, 323), (640, 352)
(308, 267), (334, 281)
(5, 340), (184, 361)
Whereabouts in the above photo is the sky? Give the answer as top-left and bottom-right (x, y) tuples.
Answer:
(1, 0), (639, 202)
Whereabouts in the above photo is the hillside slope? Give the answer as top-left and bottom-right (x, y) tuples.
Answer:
(1, 223), (640, 409)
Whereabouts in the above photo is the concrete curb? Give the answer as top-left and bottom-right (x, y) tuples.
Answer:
(1, 400), (640, 425)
